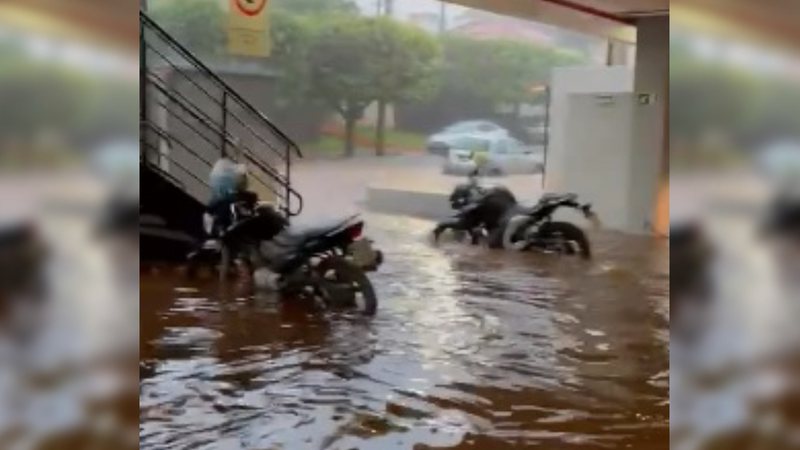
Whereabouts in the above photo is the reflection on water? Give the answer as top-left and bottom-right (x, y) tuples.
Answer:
(140, 215), (668, 449)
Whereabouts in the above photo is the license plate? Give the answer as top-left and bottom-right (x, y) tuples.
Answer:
(348, 239), (381, 269)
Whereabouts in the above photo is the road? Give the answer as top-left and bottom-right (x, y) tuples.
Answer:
(140, 155), (669, 449)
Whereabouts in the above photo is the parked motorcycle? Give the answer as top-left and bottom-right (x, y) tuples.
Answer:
(189, 200), (383, 315)
(434, 172), (595, 258)
(433, 172), (517, 245)
(500, 193), (595, 258)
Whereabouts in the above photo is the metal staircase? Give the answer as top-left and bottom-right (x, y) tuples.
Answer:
(140, 11), (303, 260)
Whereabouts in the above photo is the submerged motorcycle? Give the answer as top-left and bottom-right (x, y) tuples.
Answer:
(189, 197), (383, 315)
(433, 174), (516, 246)
(501, 193), (595, 258)
(434, 172), (595, 258)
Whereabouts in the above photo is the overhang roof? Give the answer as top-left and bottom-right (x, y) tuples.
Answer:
(443, 0), (669, 43)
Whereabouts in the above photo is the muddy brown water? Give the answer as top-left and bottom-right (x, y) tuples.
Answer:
(140, 214), (669, 450)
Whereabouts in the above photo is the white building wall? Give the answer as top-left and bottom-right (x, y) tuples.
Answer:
(561, 92), (664, 233)
(545, 65), (634, 193)
(545, 16), (668, 235)
(631, 15), (669, 235)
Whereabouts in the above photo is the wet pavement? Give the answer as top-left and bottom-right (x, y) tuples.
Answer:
(140, 155), (668, 449)
(140, 216), (668, 450)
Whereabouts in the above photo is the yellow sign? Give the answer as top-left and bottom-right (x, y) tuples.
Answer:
(228, 0), (271, 57)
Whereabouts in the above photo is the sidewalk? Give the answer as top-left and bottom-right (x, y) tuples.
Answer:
(292, 154), (544, 222)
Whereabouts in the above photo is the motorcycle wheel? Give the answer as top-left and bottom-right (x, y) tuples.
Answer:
(315, 257), (378, 316)
(537, 221), (592, 259)
(501, 215), (532, 251)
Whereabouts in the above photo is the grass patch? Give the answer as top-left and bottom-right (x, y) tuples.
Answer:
(355, 126), (427, 151)
(304, 136), (345, 156)
(304, 126), (427, 157)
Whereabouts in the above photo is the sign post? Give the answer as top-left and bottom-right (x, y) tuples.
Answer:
(228, 0), (270, 57)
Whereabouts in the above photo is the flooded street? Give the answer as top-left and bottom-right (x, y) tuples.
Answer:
(140, 209), (668, 449)
(140, 155), (668, 449)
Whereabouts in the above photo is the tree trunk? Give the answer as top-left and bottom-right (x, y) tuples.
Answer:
(344, 118), (356, 157)
(375, 99), (387, 157)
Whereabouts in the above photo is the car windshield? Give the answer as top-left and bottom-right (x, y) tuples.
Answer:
(491, 138), (523, 154)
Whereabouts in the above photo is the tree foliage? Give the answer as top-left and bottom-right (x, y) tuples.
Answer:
(368, 17), (442, 104)
(149, 0), (225, 56)
(443, 37), (581, 107)
(307, 16), (441, 155)
(270, 11), (318, 107)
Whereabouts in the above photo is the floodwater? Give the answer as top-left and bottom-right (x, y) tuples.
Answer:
(139, 213), (669, 450)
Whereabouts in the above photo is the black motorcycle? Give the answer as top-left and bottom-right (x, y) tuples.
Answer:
(189, 199), (383, 315)
(434, 174), (595, 258)
(433, 174), (518, 245)
(500, 193), (595, 258)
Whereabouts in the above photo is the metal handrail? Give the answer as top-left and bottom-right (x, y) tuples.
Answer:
(141, 12), (302, 158)
(144, 73), (299, 206)
(141, 10), (304, 216)
(143, 41), (292, 164)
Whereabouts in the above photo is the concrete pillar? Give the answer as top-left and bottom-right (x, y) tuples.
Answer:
(545, 66), (634, 193)
(631, 15), (669, 235)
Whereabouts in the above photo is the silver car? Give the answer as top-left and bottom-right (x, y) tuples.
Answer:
(427, 120), (509, 156)
(442, 134), (543, 176)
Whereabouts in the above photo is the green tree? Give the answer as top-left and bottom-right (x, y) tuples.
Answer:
(270, 11), (318, 107)
(367, 18), (441, 156)
(149, 0), (225, 56)
(306, 16), (441, 156)
(307, 16), (376, 156)
(443, 37), (581, 117)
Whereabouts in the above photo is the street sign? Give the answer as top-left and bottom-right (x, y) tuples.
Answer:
(228, 0), (270, 57)
(234, 0), (267, 17)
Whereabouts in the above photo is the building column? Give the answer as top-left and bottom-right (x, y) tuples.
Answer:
(631, 15), (669, 235)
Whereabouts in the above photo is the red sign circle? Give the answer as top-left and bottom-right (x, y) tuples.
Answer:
(235, 0), (267, 17)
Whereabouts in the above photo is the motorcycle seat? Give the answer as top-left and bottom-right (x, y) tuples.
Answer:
(274, 216), (359, 246)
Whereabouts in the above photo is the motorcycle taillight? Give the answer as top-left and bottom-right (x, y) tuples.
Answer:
(348, 222), (364, 240)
